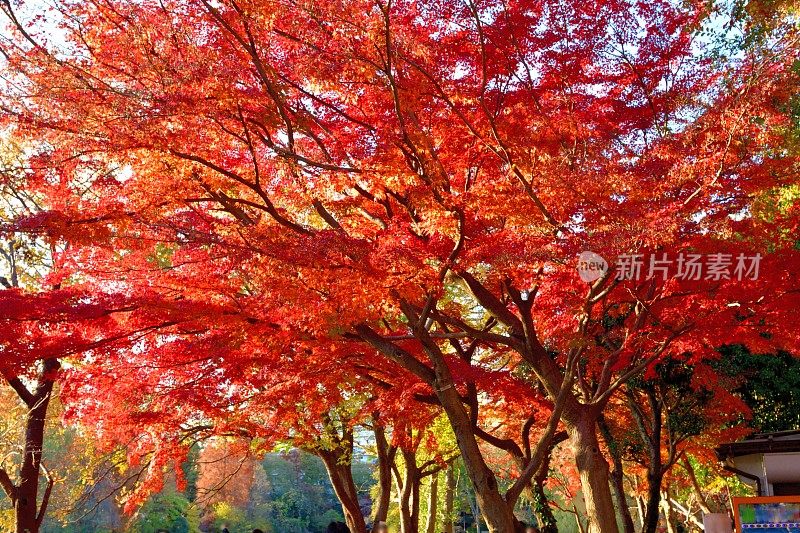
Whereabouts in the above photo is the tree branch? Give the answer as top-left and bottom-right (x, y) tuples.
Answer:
(3, 371), (34, 407)
(35, 463), (54, 529)
(355, 324), (436, 383)
(457, 271), (524, 336)
(0, 467), (16, 502)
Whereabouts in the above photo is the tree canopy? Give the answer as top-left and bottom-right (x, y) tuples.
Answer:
(0, 0), (798, 532)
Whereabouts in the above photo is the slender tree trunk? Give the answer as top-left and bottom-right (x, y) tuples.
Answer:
(16, 392), (51, 533)
(469, 490), (482, 533)
(660, 490), (676, 533)
(598, 416), (636, 533)
(610, 469), (635, 533)
(410, 471), (421, 533)
(425, 471), (439, 533)
(640, 388), (663, 533)
(444, 463), (455, 533)
(667, 497), (704, 529)
(397, 447), (421, 533)
(567, 413), (619, 533)
(320, 452), (367, 533)
(398, 474), (413, 533)
(2, 359), (60, 533)
(643, 470), (665, 533)
(681, 457), (711, 515)
(636, 495), (646, 529)
(574, 505), (587, 533)
(405, 324), (519, 533)
(373, 420), (395, 528)
(532, 435), (560, 533)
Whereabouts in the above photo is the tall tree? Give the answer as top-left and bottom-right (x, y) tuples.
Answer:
(0, 142), (199, 533)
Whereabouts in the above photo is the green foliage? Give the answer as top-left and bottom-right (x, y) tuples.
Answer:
(260, 452), (347, 533)
(129, 490), (200, 533)
(182, 444), (200, 503)
(655, 360), (713, 439)
(312, 509), (345, 531)
(716, 345), (800, 432)
(686, 455), (753, 499)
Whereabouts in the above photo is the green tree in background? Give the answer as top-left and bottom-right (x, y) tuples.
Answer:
(129, 491), (200, 533)
(717, 345), (800, 432)
(182, 445), (200, 504)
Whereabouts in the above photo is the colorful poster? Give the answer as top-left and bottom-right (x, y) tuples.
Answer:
(735, 498), (800, 532)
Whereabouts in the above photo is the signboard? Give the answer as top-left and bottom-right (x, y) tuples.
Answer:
(734, 497), (800, 532)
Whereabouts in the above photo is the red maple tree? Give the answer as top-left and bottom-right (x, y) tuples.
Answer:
(1, 1), (798, 532)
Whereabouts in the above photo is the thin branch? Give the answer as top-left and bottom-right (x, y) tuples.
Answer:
(35, 463), (54, 529)
(0, 467), (16, 502)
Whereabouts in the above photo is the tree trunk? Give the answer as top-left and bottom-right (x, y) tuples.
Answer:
(667, 497), (704, 529)
(643, 470), (665, 533)
(640, 388), (663, 533)
(5, 359), (60, 533)
(598, 416), (636, 533)
(444, 463), (455, 533)
(16, 394), (50, 533)
(681, 457), (711, 515)
(406, 320), (519, 533)
(568, 414), (619, 533)
(574, 505), (587, 533)
(437, 394), (519, 532)
(532, 436), (560, 533)
(425, 471), (439, 533)
(372, 421), (395, 528)
(359, 316), (522, 533)
(398, 475), (413, 533)
(356, 314), (536, 533)
(469, 490), (482, 533)
(319, 452), (367, 533)
(609, 468), (635, 533)
(635, 496), (645, 529)
(397, 447), (421, 533)
(660, 490), (676, 533)
(409, 467), (420, 533)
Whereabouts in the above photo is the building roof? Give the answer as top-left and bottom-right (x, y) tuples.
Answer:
(716, 430), (800, 460)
